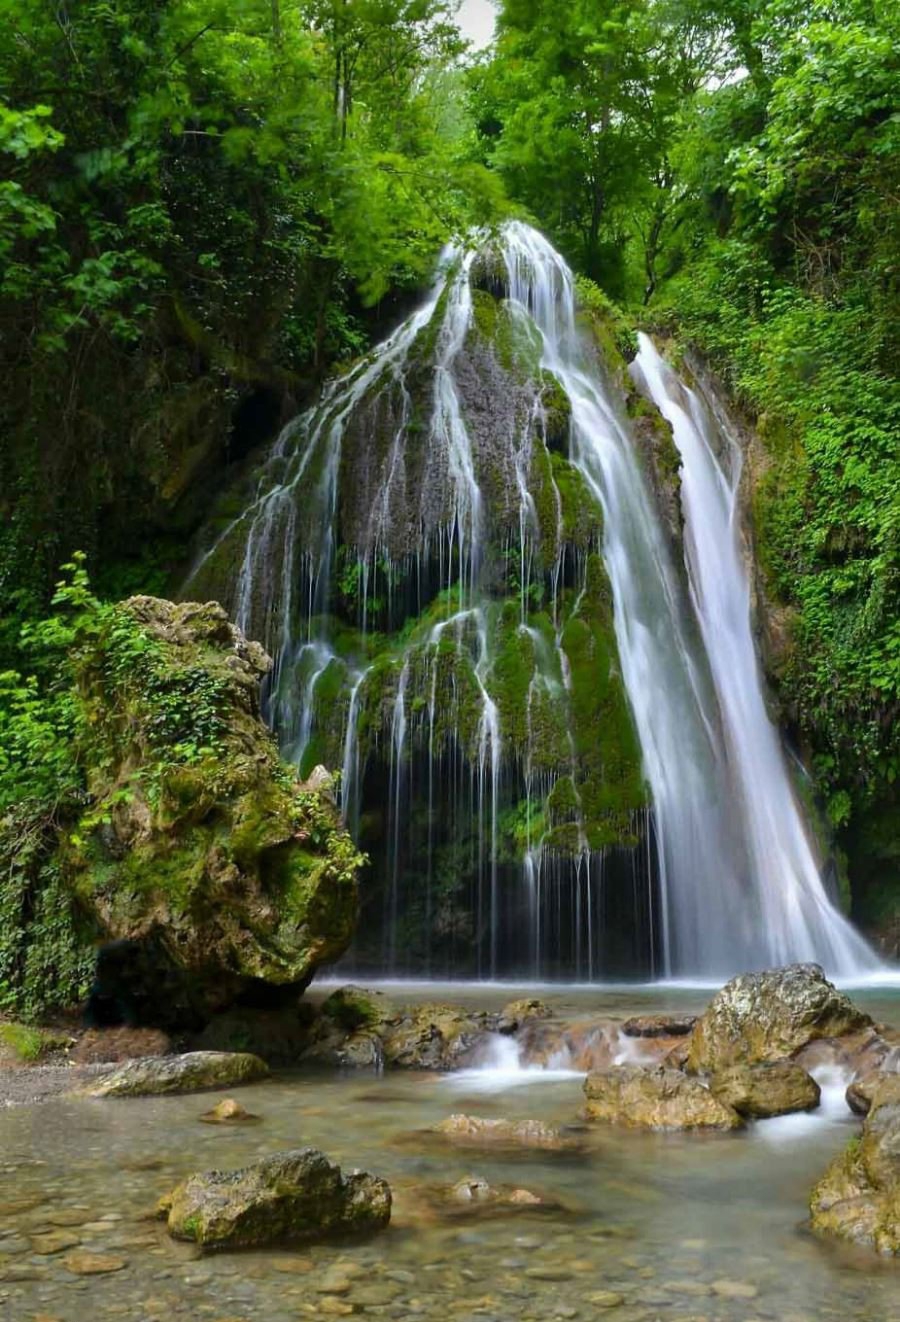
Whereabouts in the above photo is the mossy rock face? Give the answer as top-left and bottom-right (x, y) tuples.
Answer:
(165, 1148), (392, 1250)
(1, 597), (363, 1026)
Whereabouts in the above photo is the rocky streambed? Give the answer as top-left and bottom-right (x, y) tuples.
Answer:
(1, 969), (899, 1322)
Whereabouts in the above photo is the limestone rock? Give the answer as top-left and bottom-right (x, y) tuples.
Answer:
(434, 1113), (578, 1150)
(164, 1148), (391, 1250)
(810, 1086), (900, 1255)
(688, 964), (870, 1073)
(584, 1065), (743, 1130)
(62, 1253), (127, 1275)
(381, 1004), (490, 1070)
(321, 986), (394, 1032)
(1, 597), (363, 1028)
(846, 1072), (900, 1117)
(200, 1097), (260, 1125)
(498, 999), (551, 1034)
(78, 1051), (268, 1098)
(709, 1060), (820, 1118)
(621, 1014), (696, 1038)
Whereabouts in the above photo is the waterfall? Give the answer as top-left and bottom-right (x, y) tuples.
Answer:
(183, 220), (878, 980)
(632, 335), (877, 974)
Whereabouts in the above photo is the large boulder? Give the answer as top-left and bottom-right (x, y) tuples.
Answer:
(79, 1050), (268, 1097)
(810, 1085), (900, 1255)
(688, 964), (870, 1073)
(584, 1066), (743, 1130)
(709, 1060), (820, 1118)
(163, 1148), (391, 1250)
(1, 597), (364, 1027)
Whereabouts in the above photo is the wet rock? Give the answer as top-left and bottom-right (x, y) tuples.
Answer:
(199, 1098), (261, 1125)
(709, 1060), (820, 1118)
(29, 1231), (81, 1255)
(688, 964), (870, 1073)
(584, 1066), (743, 1130)
(70, 1027), (172, 1065)
(321, 986), (394, 1032)
(433, 1114), (579, 1149)
(61, 1252), (127, 1275)
(846, 1067), (900, 1116)
(621, 1015), (696, 1038)
(810, 1083), (900, 1255)
(77, 1051), (268, 1097)
(585, 1291), (625, 1309)
(711, 1278), (758, 1299)
(498, 1000), (551, 1034)
(381, 1005), (491, 1070)
(164, 1148), (391, 1251)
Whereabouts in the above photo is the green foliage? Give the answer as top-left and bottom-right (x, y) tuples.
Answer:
(0, 0), (510, 639)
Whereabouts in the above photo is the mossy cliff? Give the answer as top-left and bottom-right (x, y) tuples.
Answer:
(0, 594), (362, 1024)
(184, 246), (654, 974)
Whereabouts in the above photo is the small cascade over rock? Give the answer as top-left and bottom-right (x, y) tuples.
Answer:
(184, 222), (877, 980)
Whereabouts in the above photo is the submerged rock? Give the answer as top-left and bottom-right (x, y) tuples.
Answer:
(433, 1113), (578, 1150)
(709, 1060), (820, 1118)
(78, 1050), (268, 1097)
(688, 964), (870, 1073)
(584, 1065), (743, 1130)
(810, 1084), (900, 1255)
(199, 1097), (261, 1125)
(163, 1148), (391, 1250)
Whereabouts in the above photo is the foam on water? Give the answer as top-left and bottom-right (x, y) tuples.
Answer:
(441, 1032), (584, 1092)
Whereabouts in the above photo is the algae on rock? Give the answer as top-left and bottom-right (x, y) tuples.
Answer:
(0, 594), (363, 1024)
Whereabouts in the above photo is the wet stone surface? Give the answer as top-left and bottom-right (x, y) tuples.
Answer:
(0, 984), (898, 1322)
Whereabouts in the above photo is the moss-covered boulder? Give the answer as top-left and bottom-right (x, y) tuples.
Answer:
(688, 964), (871, 1073)
(80, 1050), (268, 1097)
(709, 1060), (821, 1118)
(584, 1066), (743, 1130)
(810, 1084), (900, 1255)
(163, 1148), (391, 1251)
(0, 596), (363, 1025)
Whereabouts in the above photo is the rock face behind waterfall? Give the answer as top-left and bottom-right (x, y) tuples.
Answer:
(687, 964), (871, 1073)
(0, 597), (363, 1025)
(184, 232), (653, 978)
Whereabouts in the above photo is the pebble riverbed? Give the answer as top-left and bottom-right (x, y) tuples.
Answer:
(1, 983), (898, 1322)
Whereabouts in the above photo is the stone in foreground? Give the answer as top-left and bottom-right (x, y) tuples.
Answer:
(810, 1085), (900, 1255)
(164, 1148), (391, 1250)
(79, 1051), (268, 1098)
(584, 1066), (743, 1130)
(688, 964), (870, 1073)
(709, 1060), (820, 1118)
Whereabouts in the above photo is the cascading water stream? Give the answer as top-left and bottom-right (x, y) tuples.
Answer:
(631, 337), (877, 973)
(182, 218), (879, 980)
